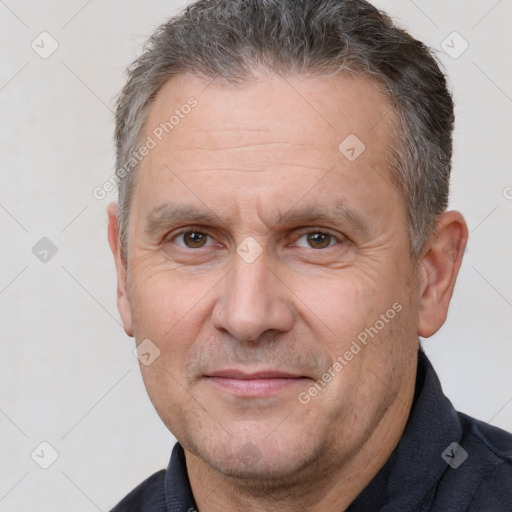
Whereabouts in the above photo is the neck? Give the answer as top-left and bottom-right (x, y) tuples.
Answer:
(185, 376), (416, 512)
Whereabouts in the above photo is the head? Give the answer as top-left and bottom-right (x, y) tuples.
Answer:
(109, 0), (467, 490)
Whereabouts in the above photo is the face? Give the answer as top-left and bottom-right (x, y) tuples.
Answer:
(112, 72), (423, 482)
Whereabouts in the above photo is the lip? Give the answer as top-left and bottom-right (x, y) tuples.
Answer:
(207, 370), (303, 379)
(205, 370), (308, 397)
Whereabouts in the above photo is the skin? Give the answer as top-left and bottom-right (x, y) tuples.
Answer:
(108, 72), (468, 511)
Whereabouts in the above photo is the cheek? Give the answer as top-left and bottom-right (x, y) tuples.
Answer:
(128, 268), (217, 425)
(127, 262), (217, 339)
(291, 272), (395, 354)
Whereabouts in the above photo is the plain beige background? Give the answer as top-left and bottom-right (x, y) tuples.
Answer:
(1, 1), (511, 510)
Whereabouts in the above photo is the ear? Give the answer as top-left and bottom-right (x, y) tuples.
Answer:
(417, 211), (468, 338)
(107, 202), (134, 337)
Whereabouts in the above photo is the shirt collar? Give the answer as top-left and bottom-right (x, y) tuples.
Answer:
(164, 441), (197, 511)
(347, 348), (462, 511)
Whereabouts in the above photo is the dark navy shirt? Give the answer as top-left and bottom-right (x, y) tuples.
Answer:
(110, 349), (512, 511)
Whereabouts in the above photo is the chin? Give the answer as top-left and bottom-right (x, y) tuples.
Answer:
(184, 422), (325, 484)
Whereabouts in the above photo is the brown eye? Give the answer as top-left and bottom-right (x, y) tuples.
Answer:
(178, 231), (210, 248)
(294, 231), (337, 249)
(306, 232), (333, 249)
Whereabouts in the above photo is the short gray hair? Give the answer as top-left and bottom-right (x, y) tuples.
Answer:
(115, 0), (454, 260)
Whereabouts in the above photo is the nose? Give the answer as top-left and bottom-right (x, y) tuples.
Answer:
(211, 251), (294, 342)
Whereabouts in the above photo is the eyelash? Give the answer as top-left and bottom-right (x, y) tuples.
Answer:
(165, 227), (344, 249)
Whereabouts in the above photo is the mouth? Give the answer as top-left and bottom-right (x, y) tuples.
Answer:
(204, 370), (310, 397)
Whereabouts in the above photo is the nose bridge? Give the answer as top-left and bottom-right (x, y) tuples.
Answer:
(212, 250), (293, 341)
(231, 253), (272, 307)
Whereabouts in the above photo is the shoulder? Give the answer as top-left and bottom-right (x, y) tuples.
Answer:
(463, 414), (512, 508)
(109, 470), (167, 512)
(439, 412), (512, 511)
(460, 412), (512, 462)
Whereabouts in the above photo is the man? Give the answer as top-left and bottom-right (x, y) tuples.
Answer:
(108, 0), (512, 510)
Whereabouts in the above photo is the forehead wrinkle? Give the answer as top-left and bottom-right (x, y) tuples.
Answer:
(192, 126), (275, 133)
(171, 163), (335, 174)
(172, 141), (334, 152)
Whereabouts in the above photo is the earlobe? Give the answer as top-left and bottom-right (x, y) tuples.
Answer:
(107, 202), (134, 337)
(417, 211), (468, 338)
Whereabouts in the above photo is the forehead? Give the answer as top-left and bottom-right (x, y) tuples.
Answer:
(133, 71), (400, 226)
(144, 71), (393, 153)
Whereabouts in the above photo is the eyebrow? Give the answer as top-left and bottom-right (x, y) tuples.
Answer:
(271, 200), (367, 233)
(144, 199), (367, 238)
(145, 204), (225, 238)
